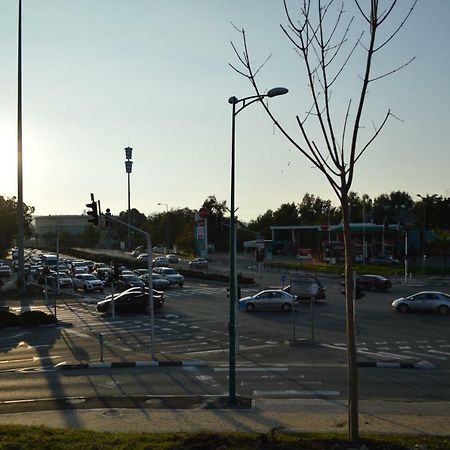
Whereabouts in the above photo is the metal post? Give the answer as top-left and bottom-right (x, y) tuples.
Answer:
(292, 298), (296, 342)
(111, 280), (115, 321)
(228, 101), (237, 405)
(310, 295), (314, 342)
(127, 172), (131, 250)
(404, 232), (408, 284)
(44, 275), (48, 305)
(362, 201), (365, 265)
(147, 235), (155, 359)
(17, 0), (25, 290)
(422, 200), (426, 274)
(56, 231), (60, 296)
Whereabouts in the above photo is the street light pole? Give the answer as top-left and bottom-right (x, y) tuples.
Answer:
(17, 0), (25, 289)
(125, 147), (133, 251)
(227, 86), (288, 405)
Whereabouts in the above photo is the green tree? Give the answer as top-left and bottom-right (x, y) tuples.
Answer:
(0, 196), (34, 256)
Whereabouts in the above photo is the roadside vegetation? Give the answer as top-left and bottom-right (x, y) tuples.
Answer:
(0, 426), (448, 450)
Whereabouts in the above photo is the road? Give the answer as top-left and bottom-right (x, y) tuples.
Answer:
(0, 270), (450, 414)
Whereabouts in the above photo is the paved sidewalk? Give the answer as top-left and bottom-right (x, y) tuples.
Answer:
(0, 399), (448, 436)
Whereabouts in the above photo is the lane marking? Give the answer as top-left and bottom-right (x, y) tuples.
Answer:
(253, 390), (339, 396)
(403, 350), (447, 360)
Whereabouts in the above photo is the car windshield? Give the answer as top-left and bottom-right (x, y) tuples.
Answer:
(163, 269), (177, 275)
(84, 275), (96, 280)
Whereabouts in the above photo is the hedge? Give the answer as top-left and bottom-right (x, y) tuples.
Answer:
(0, 310), (56, 328)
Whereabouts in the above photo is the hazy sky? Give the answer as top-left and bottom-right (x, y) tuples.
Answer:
(0, 1), (449, 221)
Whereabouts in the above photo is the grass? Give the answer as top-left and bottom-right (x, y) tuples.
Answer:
(0, 426), (448, 449)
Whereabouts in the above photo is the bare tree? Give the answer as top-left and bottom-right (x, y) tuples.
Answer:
(230, 0), (417, 441)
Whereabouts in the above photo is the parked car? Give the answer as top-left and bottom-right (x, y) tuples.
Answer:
(153, 256), (169, 267)
(166, 254), (179, 264)
(152, 267), (184, 286)
(140, 273), (170, 290)
(93, 267), (112, 283)
(0, 265), (12, 277)
(96, 288), (164, 314)
(134, 269), (149, 277)
(357, 274), (392, 291)
(72, 274), (104, 292)
(283, 277), (326, 301)
(392, 291), (450, 314)
(340, 283), (365, 300)
(136, 254), (148, 261)
(369, 255), (400, 266)
(239, 290), (296, 312)
(115, 274), (145, 292)
(189, 258), (208, 270)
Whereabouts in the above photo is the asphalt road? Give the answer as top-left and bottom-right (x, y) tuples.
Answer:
(0, 271), (450, 413)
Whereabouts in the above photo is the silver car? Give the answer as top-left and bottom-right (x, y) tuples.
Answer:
(239, 289), (296, 312)
(392, 291), (450, 315)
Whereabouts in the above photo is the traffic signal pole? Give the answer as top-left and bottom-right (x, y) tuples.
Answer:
(103, 210), (155, 360)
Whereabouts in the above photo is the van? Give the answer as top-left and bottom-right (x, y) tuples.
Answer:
(42, 254), (58, 268)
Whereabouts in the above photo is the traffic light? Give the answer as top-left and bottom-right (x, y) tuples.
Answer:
(86, 193), (99, 226)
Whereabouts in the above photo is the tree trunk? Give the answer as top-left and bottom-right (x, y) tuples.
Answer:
(341, 194), (359, 441)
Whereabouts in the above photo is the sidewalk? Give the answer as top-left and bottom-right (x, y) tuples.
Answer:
(0, 399), (448, 436)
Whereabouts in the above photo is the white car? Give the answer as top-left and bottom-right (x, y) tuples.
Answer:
(72, 274), (104, 292)
(166, 254), (179, 264)
(239, 290), (296, 312)
(152, 267), (184, 287)
(153, 256), (169, 267)
(70, 261), (89, 274)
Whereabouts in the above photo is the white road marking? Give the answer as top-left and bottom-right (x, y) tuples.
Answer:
(253, 390), (339, 396)
(429, 349), (450, 356)
(403, 350), (447, 360)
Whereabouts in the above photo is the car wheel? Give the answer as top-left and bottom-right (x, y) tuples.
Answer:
(282, 302), (292, 312)
(398, 303), (409, 313)
(245, 303), (255, 312)
(438, 305), (449, 315)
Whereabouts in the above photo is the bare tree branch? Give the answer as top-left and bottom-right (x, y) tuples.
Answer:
(369, 57), (415, 82)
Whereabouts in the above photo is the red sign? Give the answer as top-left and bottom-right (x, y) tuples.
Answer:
(198, 207), (209, 219)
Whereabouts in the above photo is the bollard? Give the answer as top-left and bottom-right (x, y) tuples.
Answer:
(98, 333), (104, 362)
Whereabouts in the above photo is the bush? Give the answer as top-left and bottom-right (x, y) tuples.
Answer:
(17, 310), (56, 327)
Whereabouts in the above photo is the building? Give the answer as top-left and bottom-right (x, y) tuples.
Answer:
(33, 215), (90, 247)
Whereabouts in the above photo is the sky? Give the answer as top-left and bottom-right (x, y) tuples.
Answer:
(0, 1), (449, 222)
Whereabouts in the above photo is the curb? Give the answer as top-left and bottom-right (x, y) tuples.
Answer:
(55, 360), (207, 370)
(358, 360), (436, 369)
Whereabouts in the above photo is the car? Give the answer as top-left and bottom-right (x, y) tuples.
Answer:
(189, 258), (208, 270)
(152, 267), (184, 286)
(115, 274), (145, 292)
(0, 265), (12, 277)
(70, 261), (90, 274)
(134, 269), (149, 277)
(239, 289), (296, 312)
(283, 277), (326, 301)
(166, 254), (179, 264)
(392, 291), (450, 314)
(340, 283), (365, 300)
(136, 253), (148, 261)
(93, 267), (113, 283)
(96, 288), (164, 314)
(357, 274), (391, 291)
(153, 256), (169, 267)
(140, 272), (170, 290)
(49, 271), (74, 289)
(369, 255), (400, 266)
(72, 273), (104, 292)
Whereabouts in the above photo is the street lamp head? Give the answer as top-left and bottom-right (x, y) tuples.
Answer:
(125, 146), (133, 160)
(228, 96), (239, 105)
(267, 87), (289, 98)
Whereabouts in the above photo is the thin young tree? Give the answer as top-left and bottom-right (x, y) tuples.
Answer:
(230, 0), (417, 441)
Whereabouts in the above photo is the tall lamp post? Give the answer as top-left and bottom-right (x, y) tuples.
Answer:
(16, 0), (25, 288)
(227, 86), (288, 405)
(417, 193), (437, 274)
(157, 202), (169, 251)
(125, 147), (133, 250)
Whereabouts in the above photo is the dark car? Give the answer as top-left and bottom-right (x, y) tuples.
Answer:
(369, 255), (400, 266)
(115, 274), (145, 292)
(283, 277), (326, 302)
(357, 274), (392, 291)
(96, 288), (164, 314)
